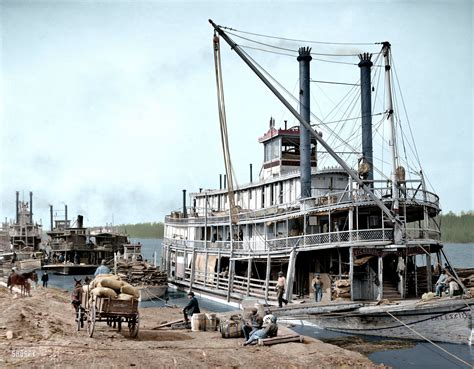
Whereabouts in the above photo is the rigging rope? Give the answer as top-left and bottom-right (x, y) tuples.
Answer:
(219, 25), (379, 46)
(386, 311), (472, 368)
(226, 30), (364, 57)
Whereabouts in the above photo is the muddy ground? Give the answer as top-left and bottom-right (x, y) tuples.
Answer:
(0, 286), (388, 368)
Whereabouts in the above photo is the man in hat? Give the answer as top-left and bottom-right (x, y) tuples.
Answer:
(276, 271), (288, 308)
(311, 273), (323, 302)
(94, 260), (110, 276)
(182, 291), (200, 324)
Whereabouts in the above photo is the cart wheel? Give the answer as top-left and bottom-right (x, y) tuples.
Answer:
(87, 304), (96, 338)
(129, 312), (139, 338)
(76, 306), (83, 332)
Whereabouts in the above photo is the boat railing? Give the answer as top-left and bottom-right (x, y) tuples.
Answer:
(182, 267), (277, 300)
(405, 228), (441, 241)
(165, 185), (440, 225)
(164, 224), (440, 253)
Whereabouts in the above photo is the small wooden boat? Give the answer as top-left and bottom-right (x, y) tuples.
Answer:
(310, 297), (474, 345)
(138, 285), (168, 301)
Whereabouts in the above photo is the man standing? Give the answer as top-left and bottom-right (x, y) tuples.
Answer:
(311, 273), (323, 302)
(182, 291), (200, 324)
(276, 271), (288, 308)
(94, 260), (110, 276)
(41, 272), (49, 288)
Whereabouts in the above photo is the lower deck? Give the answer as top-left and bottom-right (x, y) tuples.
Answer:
(163, 242), (453, 305)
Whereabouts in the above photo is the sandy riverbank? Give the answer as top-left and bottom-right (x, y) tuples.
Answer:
(0, 286), (387, 368)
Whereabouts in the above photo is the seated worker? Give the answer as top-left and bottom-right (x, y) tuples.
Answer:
(243, 315), (278, 346)
(182, 291), (200, 324)
(242, 307), (263, 341)
(94, 260), (110, 276)
(435, 270), (447, 297)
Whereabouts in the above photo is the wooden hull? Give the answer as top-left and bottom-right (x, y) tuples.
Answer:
(138, 285), (168, 301)
(42, 264), (97, 275)
(311, 298), (473, 345)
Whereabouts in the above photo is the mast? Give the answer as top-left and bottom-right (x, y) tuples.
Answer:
(382, 42), (402, 243)
(209, 20), (400, 226)
(382, 42), (399, 214)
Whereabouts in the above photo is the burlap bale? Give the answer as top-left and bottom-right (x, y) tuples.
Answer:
(91, 286), (117, 299)
(98, 277), (124, 291)
(116, 293), (136, 301)
(335, 280), (350, 287)
(120, 283), (139, 299)
(90, 274), (121, 289)
(421, 292), (436, 301)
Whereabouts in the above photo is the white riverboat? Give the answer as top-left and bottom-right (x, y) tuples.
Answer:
(162, 23), (472, 343)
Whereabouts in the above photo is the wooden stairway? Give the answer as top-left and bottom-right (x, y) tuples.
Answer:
(383, 279), (401, 300)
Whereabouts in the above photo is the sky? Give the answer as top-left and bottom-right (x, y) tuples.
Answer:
(0, 0), (472, 227)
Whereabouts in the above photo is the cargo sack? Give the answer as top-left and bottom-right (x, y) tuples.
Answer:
(116, 293), (135, 301)
(98, 277), (125, 291)
(91, 286), (117, 299)
(121, 283), (140, 299)
(219, 319), (243, 338)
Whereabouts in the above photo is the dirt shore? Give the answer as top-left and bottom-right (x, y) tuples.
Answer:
(0, 286), (387, 368)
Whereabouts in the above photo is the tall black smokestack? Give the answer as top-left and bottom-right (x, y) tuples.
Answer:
(15, 191), (19, 224)
(29, 191), (33, 224)
(250, 163), (253, 183)
(358, 53), (374, 182)
(50, 205), (53, 231)
(65, 204), (68, 229)
(182, 189), (187, 218)
(77, 215), (83, 228)
(297, 47), (312, 199)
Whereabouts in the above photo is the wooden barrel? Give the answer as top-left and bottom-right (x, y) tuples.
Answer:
(191, 313), (206, 332)
(206, 313), (217, 331)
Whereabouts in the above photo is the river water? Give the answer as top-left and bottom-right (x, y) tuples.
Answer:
(47, 239), (473, 368)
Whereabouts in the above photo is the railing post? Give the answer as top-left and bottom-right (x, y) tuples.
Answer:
(190, 249), (196, 292)
(265, 252), (271, 301)
(246, 255), (252, 296)
(216, 249), (221, 290)
(349, 247), (354, 300)
(204, 250), (209, 287)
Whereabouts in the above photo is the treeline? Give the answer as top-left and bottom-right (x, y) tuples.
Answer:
(116, 222), (164, 239)
(440, 211), (474, 243)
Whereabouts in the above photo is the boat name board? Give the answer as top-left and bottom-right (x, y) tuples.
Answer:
(353, 246), (433, 257)
(431, 311), (470, 321)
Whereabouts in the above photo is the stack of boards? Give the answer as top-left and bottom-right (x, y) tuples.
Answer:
(116, 261), (167, 286)
(84, 274), (140, 302)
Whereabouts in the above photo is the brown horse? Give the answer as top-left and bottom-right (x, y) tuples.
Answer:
(7, 272), (38, 297)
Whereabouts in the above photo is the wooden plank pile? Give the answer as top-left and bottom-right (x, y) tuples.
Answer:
(116, 261), (167, 286)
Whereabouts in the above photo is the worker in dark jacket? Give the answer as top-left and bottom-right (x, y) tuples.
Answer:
(242, 307), (263, 340)
(182, 291), (200, 323)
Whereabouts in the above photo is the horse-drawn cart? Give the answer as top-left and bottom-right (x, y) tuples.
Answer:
(77, 287), (139, 338)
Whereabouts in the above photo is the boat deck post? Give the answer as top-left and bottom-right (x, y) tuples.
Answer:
(265, 252), (271, 301)
(426, 253), (432, 292)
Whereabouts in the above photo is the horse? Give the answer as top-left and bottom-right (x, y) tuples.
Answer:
(71, 278), (83, 312)
(71, 278), (84, 328)
(7, 271), (37, 297)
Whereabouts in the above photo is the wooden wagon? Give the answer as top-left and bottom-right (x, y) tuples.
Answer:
(76, 288), (139, 338)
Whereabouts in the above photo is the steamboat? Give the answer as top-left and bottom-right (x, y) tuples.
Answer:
(162, 22), (472, 344)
